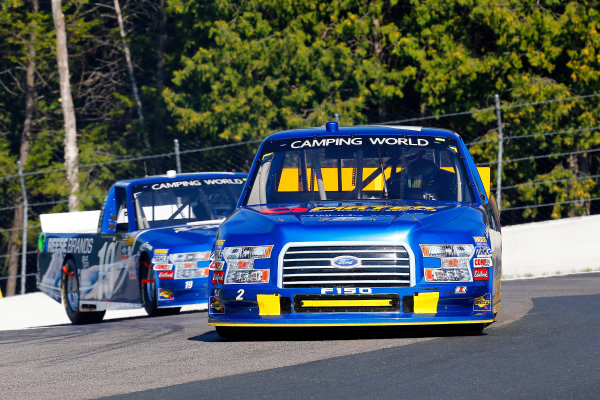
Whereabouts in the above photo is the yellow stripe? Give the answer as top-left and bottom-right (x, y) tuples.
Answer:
(209, 320), (494, 327)
(301, 299), (392, 307)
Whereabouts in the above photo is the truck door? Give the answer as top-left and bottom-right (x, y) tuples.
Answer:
(83, 186), (132, 303)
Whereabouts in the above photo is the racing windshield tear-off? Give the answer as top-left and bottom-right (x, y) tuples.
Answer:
(247, 135), (475, 205)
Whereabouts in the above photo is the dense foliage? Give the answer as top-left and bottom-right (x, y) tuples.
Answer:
(1, 0), (600, 290)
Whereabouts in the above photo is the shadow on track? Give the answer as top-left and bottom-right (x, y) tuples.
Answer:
(189, 324), (488, 342)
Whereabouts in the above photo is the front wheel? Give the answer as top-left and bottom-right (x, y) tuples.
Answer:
(62, 259), (105, 324)
(140, 258), (180, 317)
(140, 258), (159, 316)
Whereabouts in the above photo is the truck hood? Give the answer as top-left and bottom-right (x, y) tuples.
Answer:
(220, 201), (486, 244)
(134, 220), (223, 252)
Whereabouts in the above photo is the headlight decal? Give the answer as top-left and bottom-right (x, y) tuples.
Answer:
(165, 251), (211, 279)
(219, 245), (274, 284)
(421, 244), (474, 282)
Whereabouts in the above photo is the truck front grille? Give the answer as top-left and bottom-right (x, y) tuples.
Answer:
(281, 244), (411, 288)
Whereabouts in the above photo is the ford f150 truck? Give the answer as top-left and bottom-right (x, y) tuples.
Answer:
(208, 122), (501, 336)
(37, 171), (246, 324)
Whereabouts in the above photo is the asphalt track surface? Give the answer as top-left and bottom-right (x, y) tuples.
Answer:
(2, 273), (600, 400)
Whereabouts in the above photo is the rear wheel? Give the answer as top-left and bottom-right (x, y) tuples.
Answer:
(62, 258), (105, 324)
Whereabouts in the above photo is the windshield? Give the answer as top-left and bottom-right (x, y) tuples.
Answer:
(133, 177), (244, 229)
(246, 135), (475, 205)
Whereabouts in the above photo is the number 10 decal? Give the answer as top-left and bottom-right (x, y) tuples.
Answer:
(97, 241), (117, 299)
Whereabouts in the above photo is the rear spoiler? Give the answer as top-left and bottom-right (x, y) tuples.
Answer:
(40, 210), (101, 233)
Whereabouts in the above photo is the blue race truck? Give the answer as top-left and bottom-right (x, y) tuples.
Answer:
(208, 122), (501, 336)
(37, 171), (246, 324)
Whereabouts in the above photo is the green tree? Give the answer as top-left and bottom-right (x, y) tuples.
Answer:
(164, 0), (413, 142)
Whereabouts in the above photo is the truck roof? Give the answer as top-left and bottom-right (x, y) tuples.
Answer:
(113, 171), (247, 187)
(262, 123), (462, 142)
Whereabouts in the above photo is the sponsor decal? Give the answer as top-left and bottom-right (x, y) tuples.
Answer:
(330, 256), (361, 269)
(321, 287), (372, 294)
(455, 286), (467, 294)
(475, 246), (492, 257)
(473, 257), (493, 267)
(473, 236), (488, 244)
(38, 233), (46, 251)
(154, 249), (168, 254)
(215, 240), (225, 248)
(473, 293), (492, 311)
(210, 297), (224, 313)
(209, 261), (223, 271)
(290, 137), (429, 149)
(260, 206), (309, 214)
(151, 180), (202, 190)
(212, 271), (225, 284)
(158, 271), (174, 279)
(153, 264), (173, 271)
(202, 178), (244, 185)
(158, 288), (174, 301)
(473, 268), (489, 281)
(177, 268), (209, 279)
(310, 205), (437, 212)
(47, 237), (94, 254)
(152, 255), (169, 264)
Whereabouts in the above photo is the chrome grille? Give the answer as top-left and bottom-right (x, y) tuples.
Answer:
(281, 244), (411, 288)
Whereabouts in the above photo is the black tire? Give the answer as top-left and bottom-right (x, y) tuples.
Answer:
(140, 256), (159, 316)
(215, 326), (248, 340)
(62, 258), (105, 324)
(140, 256), (181, 317)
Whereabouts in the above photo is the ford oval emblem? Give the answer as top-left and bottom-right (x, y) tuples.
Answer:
(331, 255), (361, 269)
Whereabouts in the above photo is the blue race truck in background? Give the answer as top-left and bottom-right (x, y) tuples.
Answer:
(37, 171), (246, 324)
(208, 122), (501, 337)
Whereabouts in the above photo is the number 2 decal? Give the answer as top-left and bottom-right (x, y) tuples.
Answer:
(236, 289), (245, 300)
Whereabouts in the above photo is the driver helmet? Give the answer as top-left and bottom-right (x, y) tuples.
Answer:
(406, 158), (439, 191)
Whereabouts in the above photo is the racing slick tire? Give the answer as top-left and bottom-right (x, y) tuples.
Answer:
(140, 257), (180, 317)
(62, 258), (105, 324)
